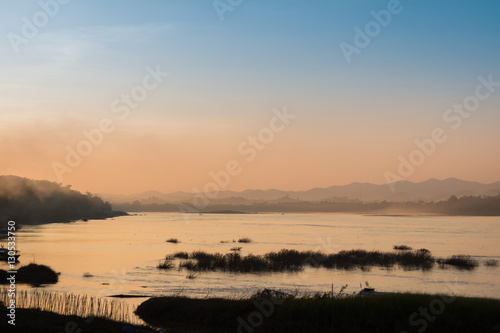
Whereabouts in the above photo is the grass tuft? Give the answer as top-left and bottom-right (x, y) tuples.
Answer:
(166, 238), (180, 244)
(393, 245), (412, 250)
(172, 251), (189, 259)
(169, 248), (438, 273)
(238, 237), (252, 243)
(438, 255), (479, 270)
(484, 259), (498, 267)
(157, 257), (175, 269)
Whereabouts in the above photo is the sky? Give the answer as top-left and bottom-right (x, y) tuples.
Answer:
(0, 0), (499, 194)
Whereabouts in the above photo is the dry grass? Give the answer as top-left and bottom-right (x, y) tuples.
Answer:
(0, 290), (143, 325)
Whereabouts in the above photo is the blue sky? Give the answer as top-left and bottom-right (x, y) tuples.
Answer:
(0, 1), (499, 193)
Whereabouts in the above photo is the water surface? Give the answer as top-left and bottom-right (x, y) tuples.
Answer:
(3, 213), (499, 300)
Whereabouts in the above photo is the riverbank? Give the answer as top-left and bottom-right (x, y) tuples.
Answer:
(0, 305), (156, 333)
(136, 293), (500, 332)
(1, 292), (499, 332)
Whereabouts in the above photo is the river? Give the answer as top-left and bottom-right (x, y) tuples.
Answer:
(3, 213), (499, 302)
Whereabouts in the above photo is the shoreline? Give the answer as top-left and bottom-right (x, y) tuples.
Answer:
(3, 292), (500, 332)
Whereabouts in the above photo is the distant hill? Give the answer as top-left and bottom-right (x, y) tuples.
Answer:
(0, 175), (126, 225)
(101, 178), (500, 205)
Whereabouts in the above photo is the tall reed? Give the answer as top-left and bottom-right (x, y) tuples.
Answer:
(0, 289), (143, 325)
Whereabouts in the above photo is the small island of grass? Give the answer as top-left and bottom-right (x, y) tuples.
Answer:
(0, 263), (59, 285)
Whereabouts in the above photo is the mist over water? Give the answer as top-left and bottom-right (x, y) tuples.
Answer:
(4, 213), (499, 302)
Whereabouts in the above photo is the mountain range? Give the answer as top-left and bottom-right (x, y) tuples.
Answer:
(100, 178), (500, 204)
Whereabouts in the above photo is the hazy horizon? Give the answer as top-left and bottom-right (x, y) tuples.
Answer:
(103, 177), (500, 196)
(1, 1), (499, 195)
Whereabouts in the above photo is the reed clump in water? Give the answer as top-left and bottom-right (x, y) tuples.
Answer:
(166, 238), (180, 244)
(237, 237), (252, 243)
(173, 248), (438, 272)
(157, 256), (175, 269)
(172, 251), (189, 259)
(393, 245), (412, 250)
(437, 255), (479, 270)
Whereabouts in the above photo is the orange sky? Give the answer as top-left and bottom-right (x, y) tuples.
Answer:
(1, 2), (500, 194)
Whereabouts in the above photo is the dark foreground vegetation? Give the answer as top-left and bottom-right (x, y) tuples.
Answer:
(0, 175), (126, 225)
(160, 248), (488, 273)
(0, 305), (155, 333)
(0, 263), (59, 285)
(136, 293), (500, 332)
(116, 193), (500, 215)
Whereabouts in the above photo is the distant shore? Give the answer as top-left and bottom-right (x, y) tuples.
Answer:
(114, 193), (500, 216)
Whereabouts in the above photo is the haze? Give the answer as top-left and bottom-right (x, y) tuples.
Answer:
(1, 1), (499, 195)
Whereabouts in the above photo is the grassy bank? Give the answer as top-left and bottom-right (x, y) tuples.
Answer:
(136, 293), (500, 332)
(0, 305), (156, 333)
(0, 290), (143, 326)
(161, 248), (488, 273)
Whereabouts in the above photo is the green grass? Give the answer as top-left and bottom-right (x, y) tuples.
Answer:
(135, 293), (500, 332)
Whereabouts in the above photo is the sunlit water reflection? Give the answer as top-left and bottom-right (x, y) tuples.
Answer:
(2, 213), (499, 308)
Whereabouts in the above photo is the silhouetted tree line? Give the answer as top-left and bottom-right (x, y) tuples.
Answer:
(0, 176), (125, 225)
(114, 194), (500, 216)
